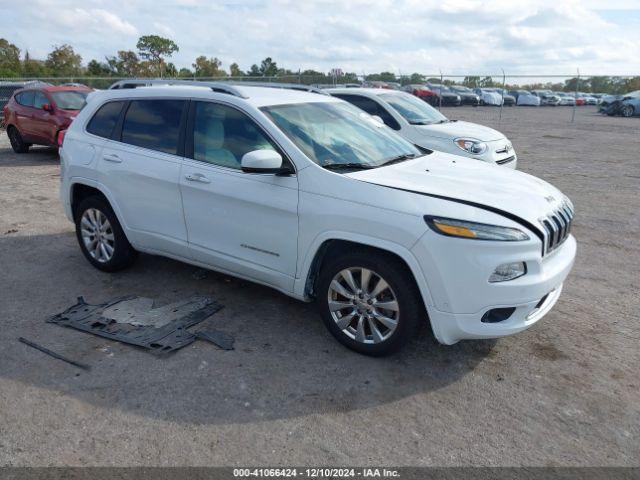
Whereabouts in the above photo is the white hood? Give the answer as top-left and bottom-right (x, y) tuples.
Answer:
(347, 153), (566, 228)
(415, 120), (505, 142)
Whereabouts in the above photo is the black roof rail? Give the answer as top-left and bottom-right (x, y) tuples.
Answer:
(225, 81), (329, 95)
(107, 79), (329, 97)
(108, 79), (248, 98)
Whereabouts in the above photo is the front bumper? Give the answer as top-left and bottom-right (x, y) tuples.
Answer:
(411, 232), (576, 345)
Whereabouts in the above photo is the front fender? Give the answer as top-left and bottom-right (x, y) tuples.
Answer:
(294, 230), (437, 309)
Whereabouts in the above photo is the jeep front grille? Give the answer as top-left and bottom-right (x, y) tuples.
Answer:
(541, 201), (574, 255)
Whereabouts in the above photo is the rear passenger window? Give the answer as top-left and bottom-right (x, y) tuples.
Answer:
(87, 101), (125, 139)
(33, 91), (49, 109)
(192, 102), (277, 169)
(15, 91), (35, 107)
(121, 100), (185, 154)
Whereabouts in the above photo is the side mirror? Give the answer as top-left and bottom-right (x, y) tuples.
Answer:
(42, 104), (53, 112)
(241, 149), (291, 175)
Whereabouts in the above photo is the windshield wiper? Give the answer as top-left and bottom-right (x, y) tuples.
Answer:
(322, 163), (376, 171)
(409, 120), (435, 125)
(379, 153), (420, 167)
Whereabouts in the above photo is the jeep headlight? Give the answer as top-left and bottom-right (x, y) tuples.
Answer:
(454, 138), (487, 155)
(425, 216), (529, 241)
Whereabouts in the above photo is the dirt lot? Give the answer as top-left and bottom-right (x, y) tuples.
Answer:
(0, 106), (638, 467)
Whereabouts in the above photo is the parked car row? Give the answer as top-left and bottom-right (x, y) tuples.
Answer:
(56, 81), (576, 355)
(356, 81), (622, 109)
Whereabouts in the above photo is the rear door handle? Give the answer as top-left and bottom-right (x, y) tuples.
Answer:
(185, 173), (211, 184)
(103, 154), (122, 163)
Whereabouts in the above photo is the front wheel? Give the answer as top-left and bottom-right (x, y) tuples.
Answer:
(621, 105), (634, 117)
(74, 196), (137, 272)
(316, 251), (423, 356)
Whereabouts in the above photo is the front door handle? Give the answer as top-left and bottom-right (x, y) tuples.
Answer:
(103, 154), (122, 163)
(185, 173), (211, 184)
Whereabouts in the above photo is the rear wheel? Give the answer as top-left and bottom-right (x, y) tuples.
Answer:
(7, 126), (30, 153)
(74, 196), (137, 272)
(621, 105), (634, 117)
(316, 251), (423, 356)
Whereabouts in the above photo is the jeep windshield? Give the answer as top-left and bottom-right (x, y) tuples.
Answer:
(261, 101), (421, 169)
(379, 92), (448, 125)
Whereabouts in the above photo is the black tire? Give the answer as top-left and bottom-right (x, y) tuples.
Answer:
(7, 126), (30, 153)
(621, 105), (634, 117)
(74, 195), (137, 272)
(315, 250), (424, 356)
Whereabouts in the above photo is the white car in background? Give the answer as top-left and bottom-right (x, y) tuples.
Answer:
(473, 88), (503, 106)
(59, 82), (575, 355)
(328, 88), (517, 168)
(555, 93), (576, 106)
(510, 90), (541, 106)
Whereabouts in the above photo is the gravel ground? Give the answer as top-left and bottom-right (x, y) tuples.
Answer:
(0, 106), (638, 467)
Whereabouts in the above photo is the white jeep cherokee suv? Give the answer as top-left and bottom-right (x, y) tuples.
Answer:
(59, 82), (576, 355)
(328, 88), (518, 168)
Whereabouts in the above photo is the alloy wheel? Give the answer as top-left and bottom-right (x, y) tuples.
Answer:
(327, 267), (400, 344)
(80, 208), (115, 263)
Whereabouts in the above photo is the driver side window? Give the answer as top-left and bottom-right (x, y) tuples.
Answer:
(191, 102), (278, 170)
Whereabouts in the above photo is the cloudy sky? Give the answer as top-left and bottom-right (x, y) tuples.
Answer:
(2, 0), (640, 76)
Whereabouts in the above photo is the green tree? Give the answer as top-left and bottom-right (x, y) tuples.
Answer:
(0, 38), (21, 77)
(136, 34), (179, 77)
(22, 51), (47, 77)
(462, 76), (480, 88)
(259, 57), (278, 76)
(367, 71), (396, 82)
(479, 76), (495, 88)
(178, 67), (193, 78)
(192, 55), (225, 77)
(87, 59), (111, 76)
(45, 44), (82, 76)
(408, 73), (425, 85)
(248, 64), (261, 76)
(105, 50), (140, 77)
(165, 62), (178, 77)
(342, 72), (359, 83)
(229, 62), (244, 77)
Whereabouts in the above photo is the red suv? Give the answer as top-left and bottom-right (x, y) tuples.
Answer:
(2, 85), (91, 153)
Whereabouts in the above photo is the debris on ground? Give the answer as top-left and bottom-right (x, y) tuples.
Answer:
(196, 329), (235, 350)
(47, 295), (229, 355)
(4, 228), (18, 235)
(18, 337), (91, 370)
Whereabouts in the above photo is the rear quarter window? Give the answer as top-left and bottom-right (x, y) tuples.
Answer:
(86, 101), (125, 139)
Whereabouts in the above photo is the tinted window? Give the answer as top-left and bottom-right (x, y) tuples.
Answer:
(87, 101), (125, 139)
(33, 91), (49, 109)
(333, 94), (401, 130)
(121, 100), (185, 154)
(192, 102), (277, 169)
(15, 91), (35, 107)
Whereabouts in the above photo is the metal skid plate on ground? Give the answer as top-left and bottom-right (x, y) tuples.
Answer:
(47, 295), (223, 354)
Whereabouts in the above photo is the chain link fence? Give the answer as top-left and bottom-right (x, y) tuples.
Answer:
(2, 73), (638, 127)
